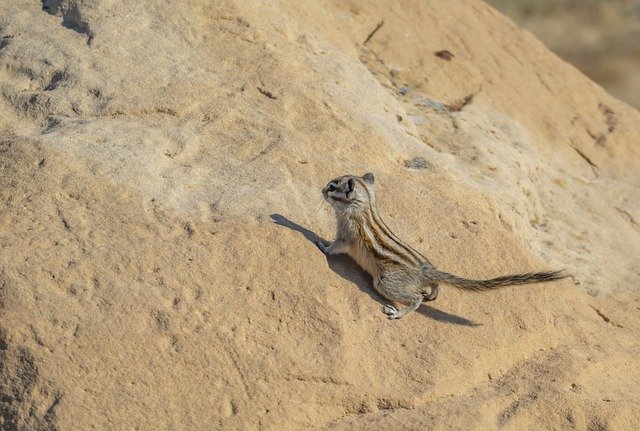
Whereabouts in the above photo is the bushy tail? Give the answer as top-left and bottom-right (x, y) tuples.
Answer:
(431, 269), (567, 292)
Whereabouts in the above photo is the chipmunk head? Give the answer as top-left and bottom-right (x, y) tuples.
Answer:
(322, 173), (375, 213)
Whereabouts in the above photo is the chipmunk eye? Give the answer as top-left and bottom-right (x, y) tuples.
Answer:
(327, 184), (337, 192)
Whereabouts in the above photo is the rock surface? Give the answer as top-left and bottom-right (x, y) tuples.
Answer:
(487, 0), (640, 109)
(1, 1), (639, 430)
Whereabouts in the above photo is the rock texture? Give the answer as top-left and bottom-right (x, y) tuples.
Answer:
(1, 1), (639, 430)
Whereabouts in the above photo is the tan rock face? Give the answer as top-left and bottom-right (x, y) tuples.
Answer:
(1, 1), (639, 430)
(486, 0), (640, 110)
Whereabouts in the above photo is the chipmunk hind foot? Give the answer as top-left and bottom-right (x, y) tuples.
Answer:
(421, 283), (440, 301)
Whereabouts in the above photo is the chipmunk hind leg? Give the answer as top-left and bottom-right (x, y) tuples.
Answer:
(422, 282), (440, 302)
(419, 265), (440, 301)
(375, 271), (424, 319)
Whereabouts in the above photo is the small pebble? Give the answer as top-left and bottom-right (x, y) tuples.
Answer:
(404, 156), (432, 170)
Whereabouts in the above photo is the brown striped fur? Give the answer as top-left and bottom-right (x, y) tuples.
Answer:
(318, 173), (567, 319)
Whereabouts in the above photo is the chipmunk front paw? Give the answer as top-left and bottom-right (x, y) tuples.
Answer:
(315, 239), (329, 254)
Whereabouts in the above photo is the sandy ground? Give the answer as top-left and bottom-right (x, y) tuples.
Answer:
(1, 1), (639, 430)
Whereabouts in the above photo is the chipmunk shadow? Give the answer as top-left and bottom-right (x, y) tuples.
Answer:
(270, 214), (480, 327)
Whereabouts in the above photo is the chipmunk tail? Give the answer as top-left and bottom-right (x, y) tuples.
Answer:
(431, 269), (568, 291)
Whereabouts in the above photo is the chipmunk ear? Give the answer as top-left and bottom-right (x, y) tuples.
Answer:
(362, 173), (375, 184)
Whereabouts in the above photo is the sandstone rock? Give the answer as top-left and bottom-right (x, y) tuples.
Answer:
(1, 1), (639, 429)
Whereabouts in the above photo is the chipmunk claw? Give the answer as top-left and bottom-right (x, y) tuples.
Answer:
(382, 304), (399, 319)
(315, 239), (328, 254)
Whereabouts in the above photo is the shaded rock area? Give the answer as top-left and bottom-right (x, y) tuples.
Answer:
(1, 1), (639, 429)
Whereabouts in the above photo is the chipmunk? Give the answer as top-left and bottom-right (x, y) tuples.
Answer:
(317, 173), (566, 319)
